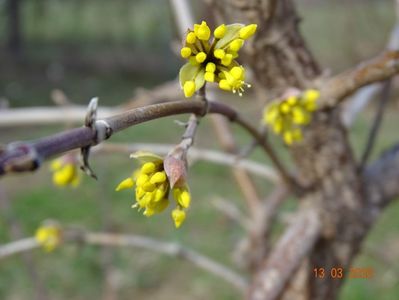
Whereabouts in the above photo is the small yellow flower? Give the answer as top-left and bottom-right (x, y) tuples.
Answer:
(35, 223), (61, 252)
(179, 21), (257, 98)
(116, 151), (192, 228)
(263, 89), (320, 145)
(50, 155), (80, 187)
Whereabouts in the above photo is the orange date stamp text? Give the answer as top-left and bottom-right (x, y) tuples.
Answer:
(313, 267), (374, 279)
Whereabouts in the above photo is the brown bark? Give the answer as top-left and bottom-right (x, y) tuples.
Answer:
(209, 0), (399, 299)
(208, 0), (321, 95)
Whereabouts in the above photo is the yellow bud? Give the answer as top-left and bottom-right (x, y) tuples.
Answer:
(230, 66), (244, 80)
(264, 105), (279, 124)
(303, 89), (320, 102)
(214, 24), (226, 39)
(219, 79), (231, 91)
(179, 190), (191, 208)
(136, 187), (145, 199)
(50, 159), (62, 171)
(150, 171), (167, 184)
(292, 128), (303, 142)
(195, 52), (207, 63)
(196, 21), (211, 40)
(141, 162), (156, 174)
(115, 177), (134, 191)
(154, 188), (166, 202)
(284, 131), (294, 145)
(221, 53), (233, 66)
(180, 47), (192, 58)
(183, 81), (196, 98)
(204, 72), (215, 82)
(186, 32), (196, 44)
(35, 225), (61, 252)
(280, 103), (291, 114)
(292, 107), (309, 125)
(239, 24), (257, 39)
(287, 96), (298, 106)
(229, 39), (244, 52)
(214, 49), (225, 59)
(273, 118), (283, 134)
(172, 209), (186, 228)
(153, 197), (169, 213)
(205, 62), (216, 73)
(136, 174), (149, 186)
(143, 208), (155, 217)
(142, 182), (156, 192)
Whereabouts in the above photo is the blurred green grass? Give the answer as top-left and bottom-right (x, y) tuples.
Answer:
(1, 0), (399, 299)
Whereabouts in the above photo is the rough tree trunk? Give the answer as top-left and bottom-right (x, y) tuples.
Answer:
(209, 0), (392, 299)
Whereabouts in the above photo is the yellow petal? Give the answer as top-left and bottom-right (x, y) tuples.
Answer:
(239, 24), (257, 39)
(219, 79), (231, 91)
(172, 208), (186, 228)
(195, 21), (211, 40)
(136, 174), (149, 187)
(184, 81), (196, 98)
(229, 39), (244, 52)
(141, 162), (156, 174)
(186, 32), (196, 44)
(115, 177), (134, 191)
(205, 62), (216, 73)
(195, 52), (207, 63)
(214, 24), (226, 39)
(214, 49), (225, 59)
(204, 72), (215, 82)
(180, 47), (192, 58)
(150, 171), (167, 184)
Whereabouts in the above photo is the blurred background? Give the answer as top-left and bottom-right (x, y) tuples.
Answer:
(1, 0), (399, 299)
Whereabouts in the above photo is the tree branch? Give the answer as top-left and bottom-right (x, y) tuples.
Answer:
(320, 51), (399, 109)
(249, 207), (321, 300)
(0, 100), (293, 190)
(96, 143), (279, 183)
(0, 231), (248, 292)
(358, 80), (391, 171)
(364, 142), (399, 210)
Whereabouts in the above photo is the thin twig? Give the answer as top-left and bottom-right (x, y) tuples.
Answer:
(0, 231), (248, 292)
(212, 198), (251, 230)
(96, 143), (279, 183)
(0, 237), (39, 258)
(358, 80), (391, 171)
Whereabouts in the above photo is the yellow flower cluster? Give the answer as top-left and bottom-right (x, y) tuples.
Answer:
(35, 224), (61, 252)
(50, 157), (80, 187)
(179, 21), (257, 98)
(263, 89), (320, 145)
(116, 152), (191, 228)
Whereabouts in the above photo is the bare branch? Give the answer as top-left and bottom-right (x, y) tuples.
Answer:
(0, 238), (39, 259)
(320, 51), (399, 109)
(358, 80), (391, 171)
(212, 197), (251, 230)
(364, 142), (399, 209)
(0, 105), (121, 127)
(0, 231), (248, 292)
(96, 143), (279, 183)
(0, 100), (292, 190)
(249, 207), (321, 300)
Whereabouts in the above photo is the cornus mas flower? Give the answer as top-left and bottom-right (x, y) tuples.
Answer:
(179, 21), (257, 97)
(115, 151), (191, 228)
(263, 89), (320, 145)
(35, 223), (61, 252)
(50, 155), (80, 187)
